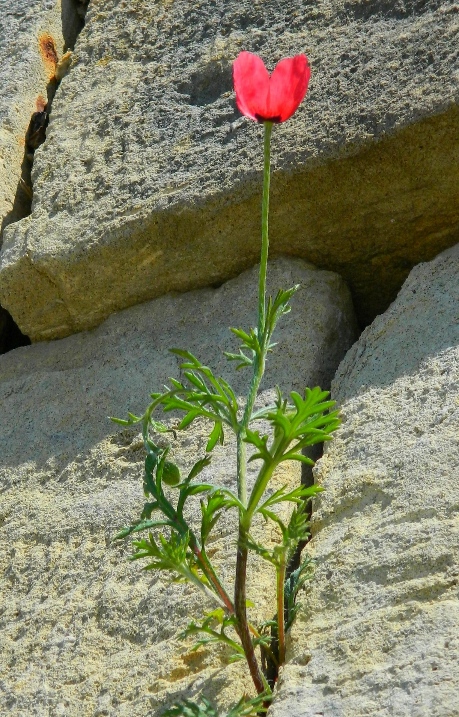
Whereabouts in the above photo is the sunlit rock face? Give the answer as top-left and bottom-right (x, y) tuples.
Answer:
(0, 0), (458, 340)
(0, 258), (357, 716)
(271, 244), (459, 717)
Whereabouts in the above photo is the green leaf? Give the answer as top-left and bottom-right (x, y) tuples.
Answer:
(155, 450), (168, 490)
(230, 328), (252, 342)
(218, 488), (245, 513)
(178, 409), (200, 429)
(285, 556), (315, 631)
(110, 410), (143, 426)
(162, 697), (218, 717)
(130, 531), (203, 590)
(109, 416), (132, 426)
(183, 371), (207, 391)
(206, 422), (222, 452)
(284, 506), (311, 552)
(112, 518), (172, 541)
(112, 525), (135, 541)
(200, 490), (230, 545)
(162, 694), (271, 717)
(140, 501), (160, 519)
(182, 483), (214, 497)
(263, 286), (298, 340)
(244, 429), (271, 463)
(187, 456), (211, 481)
(229, 326), (261, 359)
(257, 484), (322, 512)
(216, 377), (238, 410)
(280, 452), (315, 464)
(176, 479), (214, 518)
(170, 348), (199, 362)
(224, 350), (253, 370)
(227, 693), (271, 716)
(260, 386), (340, 453)
(149, 418), (172, 434)
(179, 610), (243, 658)
(245, 536), (276, 565)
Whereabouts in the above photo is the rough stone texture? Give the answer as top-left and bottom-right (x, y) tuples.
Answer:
(1, 0), (458, 340)
(0, 0), (83, 237)
(270, 245), (459, 716)
(0, 258), (357, 716)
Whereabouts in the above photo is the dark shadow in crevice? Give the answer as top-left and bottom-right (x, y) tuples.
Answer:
(284, 442), (324, 577)
(1, 1), (89, 245)
(0, 147), (34, 239)
(300, 443), (324, 527)
(0, 95), (51, 247)
(0, 308), (31, 355)
(62, 0), (90, 51)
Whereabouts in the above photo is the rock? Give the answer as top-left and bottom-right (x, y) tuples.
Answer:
(1, 0), (458, 340)
(0, 0), (83, 237)
(270, 244), (459, 716)
(0, 258), (358, 716)
(0, 306), (30, 355)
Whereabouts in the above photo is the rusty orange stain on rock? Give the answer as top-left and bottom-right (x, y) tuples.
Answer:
(39, 33), (58, 78)
(36, 95), (47, 113)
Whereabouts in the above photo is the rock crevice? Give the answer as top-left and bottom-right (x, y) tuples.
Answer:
(0, 0), (89, 352)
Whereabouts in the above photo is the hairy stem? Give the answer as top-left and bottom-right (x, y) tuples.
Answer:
(191, 543), (235, 613)
(236, 432), (248, 506)
(277, 554), (287, 666)
(234, 121), (274, 694)
(258, 121), (273, 337)
(235, 529), (266, 694)
(236, 121), (273, 508)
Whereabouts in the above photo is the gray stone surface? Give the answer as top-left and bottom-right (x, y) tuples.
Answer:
(0, 0), (82, 236)
(270, 245), (459, 716)
(1, 0), (458, 340)
(0, 258), (358, 716)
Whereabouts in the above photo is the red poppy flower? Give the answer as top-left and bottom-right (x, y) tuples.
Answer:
(233, 51), (311, 123)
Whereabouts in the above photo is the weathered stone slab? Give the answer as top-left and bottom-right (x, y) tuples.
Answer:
(1, 0), (458, 340)
(0, 0), (82, 236)
(270, 245), (459, 716)
(0, 258), (357, 716)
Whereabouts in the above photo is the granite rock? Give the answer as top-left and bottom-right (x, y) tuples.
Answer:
(1, 0), (458, 340)
(270, 244), (459, 716)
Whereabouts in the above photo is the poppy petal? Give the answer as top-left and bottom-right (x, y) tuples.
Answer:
(268, 55), (311, 122)
(233, 51), (270, 122)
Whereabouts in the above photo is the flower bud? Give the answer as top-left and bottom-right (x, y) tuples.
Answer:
(162, 460), (181, 486)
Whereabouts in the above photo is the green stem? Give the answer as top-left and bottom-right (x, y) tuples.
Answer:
(191, 542), (235, 614)
(258, 121), (273, 338)
(234, 121), (274, 696)
(237, 121), (273, 507)
(234, 531), (266, 694)
(277, 554), (287, 666)
(236, 433), (248, 506)
(244, 457), (278, 529)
